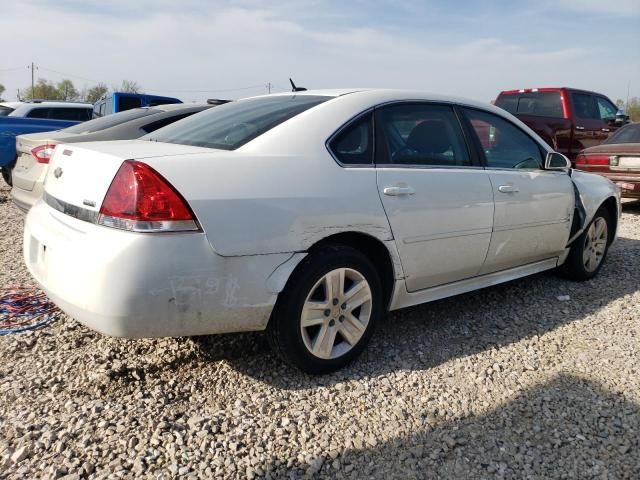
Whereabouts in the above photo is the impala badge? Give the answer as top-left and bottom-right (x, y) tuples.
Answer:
(53, 167), (63, 179)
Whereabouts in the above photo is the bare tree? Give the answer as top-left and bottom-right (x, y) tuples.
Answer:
(84, 83), (108, 103)
(119, 80), (141, 93)
(0, 83), (5, 102)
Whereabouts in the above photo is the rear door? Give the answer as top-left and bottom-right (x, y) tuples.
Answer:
(570, 92), (608, 150)
(374, 103), (494, 291)
(462, 108), (574, 273)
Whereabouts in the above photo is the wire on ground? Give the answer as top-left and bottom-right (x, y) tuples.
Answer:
(0, 286), (61, 335)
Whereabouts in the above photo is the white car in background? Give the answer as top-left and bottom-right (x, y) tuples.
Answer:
(0, 102), (24, 116)
(24, 89), (620, 373)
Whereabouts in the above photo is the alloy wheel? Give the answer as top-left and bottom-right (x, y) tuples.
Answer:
(583, 217), (608, 273)
(300, 268), (373, 360)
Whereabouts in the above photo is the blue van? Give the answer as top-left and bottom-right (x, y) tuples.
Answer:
(93, 92), (182, 118)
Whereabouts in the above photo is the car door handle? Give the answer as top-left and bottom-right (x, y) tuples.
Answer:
(498, 185), (520, 193)
(383, 186), (415, 196)
(602, 128), (610, 132)
(575, 126), (585, 130)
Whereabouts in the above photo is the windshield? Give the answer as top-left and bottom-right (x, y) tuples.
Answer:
(145, 95), (331, 150)
(604, 123), (640, 144)
(63, 108), (159, 134)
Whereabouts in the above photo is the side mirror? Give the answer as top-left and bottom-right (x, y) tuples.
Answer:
(545, 152), (571, 171)
(615, 109), (630, 125)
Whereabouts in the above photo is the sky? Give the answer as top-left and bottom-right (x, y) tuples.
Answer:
(1, 0), (639, 104)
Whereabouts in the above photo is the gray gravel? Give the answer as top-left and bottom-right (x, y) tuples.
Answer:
(1, 180), (639, 479)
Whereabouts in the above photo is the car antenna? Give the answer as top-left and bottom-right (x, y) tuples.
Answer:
(289, 78), (307, 92)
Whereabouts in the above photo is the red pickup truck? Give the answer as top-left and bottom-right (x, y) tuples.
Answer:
(494, 87), (628, 161)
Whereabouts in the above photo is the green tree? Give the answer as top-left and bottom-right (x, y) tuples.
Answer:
(626, 97), (640, 122)
(0, 83), (5, 101)
(119, 80), (141, 93)
(84, 83), (108, 103)
(23, 79), (60, 100)
(615, 99), (625, 109)
(57, 79), (79, 101)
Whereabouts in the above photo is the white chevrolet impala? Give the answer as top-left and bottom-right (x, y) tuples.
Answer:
(24, 90), (620, 373)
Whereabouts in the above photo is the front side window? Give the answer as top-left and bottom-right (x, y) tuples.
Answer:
(375, 104), (470, 166)
(328, 112), (373, 165)
(571, 93), (599, 120)
(464, 109), (543, 169)
(48, 108), (92, 121)
(146, 95), (331, 150)
(595, 96), (618, 122)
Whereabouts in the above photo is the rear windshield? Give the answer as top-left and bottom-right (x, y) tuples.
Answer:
(604, 123), (640, 145)
(0, 106), (14, 116)
(145, 95), (331, 150)
(63, 108), (159, 134)
(495, 92), (563, 118)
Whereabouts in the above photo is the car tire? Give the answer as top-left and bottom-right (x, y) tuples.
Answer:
(1, 166), (12, 186)
(268, 244), (383, 374)
(561, 206), (611, 281)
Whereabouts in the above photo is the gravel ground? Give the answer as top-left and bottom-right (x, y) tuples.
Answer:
(1, 180), (639, 479)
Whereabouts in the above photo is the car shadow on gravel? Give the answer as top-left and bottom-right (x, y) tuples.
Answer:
(186, 234), (640, 390)
(280, 374), (640, 477)
(621, 200), (640, 215)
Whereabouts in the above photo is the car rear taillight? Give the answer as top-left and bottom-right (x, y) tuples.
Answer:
(575, 154), (611, 167)
(31, 144), (56, 164)
(98, 160), (200, 233)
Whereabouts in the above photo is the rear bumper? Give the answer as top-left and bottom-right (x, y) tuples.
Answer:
(23, 202), (289, 338)
(11, 184), (41, 212)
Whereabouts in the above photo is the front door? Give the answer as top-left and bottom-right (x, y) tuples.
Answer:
(570, 92), (609, 152)
(374, 103), (494, 292)
(462, 108), (575, 273)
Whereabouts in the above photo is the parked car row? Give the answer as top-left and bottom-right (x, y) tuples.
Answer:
(20, 88), (621, 373)
(10, 103), (212, 211)
(0, 92), (184, 185)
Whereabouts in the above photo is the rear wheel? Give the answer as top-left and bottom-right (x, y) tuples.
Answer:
(1, 165), (13, 186)
(268, 245), (382, 374)
(562, 206), (611, 281)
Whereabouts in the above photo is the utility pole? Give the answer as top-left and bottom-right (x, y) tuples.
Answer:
(266, 82), (271, 94)
(27, 62), (37, 99)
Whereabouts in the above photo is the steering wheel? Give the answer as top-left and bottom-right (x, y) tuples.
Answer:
(392, 146), (417, 162)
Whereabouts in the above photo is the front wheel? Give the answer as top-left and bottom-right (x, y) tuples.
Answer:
(561, 206), (611, 281)
(268, 245), (382, 374)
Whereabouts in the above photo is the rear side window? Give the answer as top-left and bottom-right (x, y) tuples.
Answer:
(328, 113), (373, 165)
(26, 108), (52, 119)
(604, 123), (640, 144)
(146, 95), (331, 150)
(571, 93), (599, 120)
(495, 92), (563, 118)
(464, 108), (543, 169)
(64, 108), (159, 134)
(118, 96), (143, 112)
(0, 106), (14, 116)
(376, 103), (470, 166)
(140, 112), (195, 134)
(48, 108), (93, 121)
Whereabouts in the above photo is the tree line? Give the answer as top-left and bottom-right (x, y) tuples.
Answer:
(0, 79), (142, 104)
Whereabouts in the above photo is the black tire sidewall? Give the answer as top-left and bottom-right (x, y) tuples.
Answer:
(270, 245), (383, 374)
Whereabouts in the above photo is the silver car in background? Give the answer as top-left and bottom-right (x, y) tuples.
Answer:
(11, 104), (212, 211)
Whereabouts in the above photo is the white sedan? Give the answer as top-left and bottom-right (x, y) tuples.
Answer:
(24, 89), (620, 373)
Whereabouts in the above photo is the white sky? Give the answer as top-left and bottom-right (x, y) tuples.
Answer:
(1, 0), (639, 104)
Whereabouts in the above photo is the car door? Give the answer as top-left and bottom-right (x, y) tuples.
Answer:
(570, 92), (608, 150)
(462, 108), (575, 274)
(594, 95), (622, 139)
(374, 103), (494, 292)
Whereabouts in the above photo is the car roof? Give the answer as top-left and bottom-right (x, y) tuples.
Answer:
(249, 88), (504, 112)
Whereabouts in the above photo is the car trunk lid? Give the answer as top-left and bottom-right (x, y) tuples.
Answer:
(44, 140), (210, 215)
